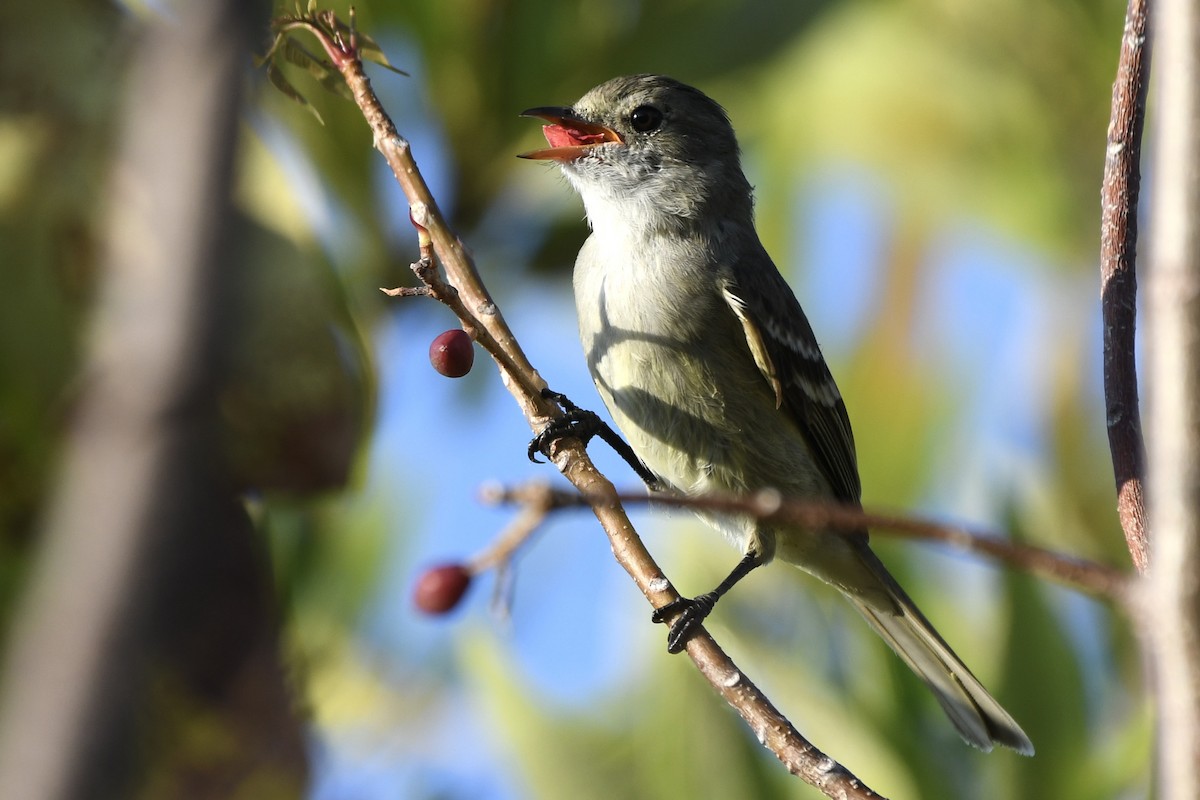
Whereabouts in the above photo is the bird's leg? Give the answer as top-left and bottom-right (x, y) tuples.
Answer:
(528, 388), (660, 489)
(652, 551), (764, 653)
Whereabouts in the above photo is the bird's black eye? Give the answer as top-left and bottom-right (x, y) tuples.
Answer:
(629, 105), (663, 133)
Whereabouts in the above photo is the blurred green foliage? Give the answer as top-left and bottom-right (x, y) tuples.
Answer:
(1, 0), (1144, 797)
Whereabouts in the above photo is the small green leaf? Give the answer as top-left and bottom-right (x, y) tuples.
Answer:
(256, 32), (285, 69)
(280, 37), (325, 73)
(266, 62), (324, 125)
(357, 33), (409, 76)
(277, 38), (352, 100)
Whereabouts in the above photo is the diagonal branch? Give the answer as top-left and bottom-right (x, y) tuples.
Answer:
(1100, 0), (1152, 572)
(275, 11), (886, 799)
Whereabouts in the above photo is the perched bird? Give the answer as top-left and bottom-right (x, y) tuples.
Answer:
(520, 74), (1032, 755)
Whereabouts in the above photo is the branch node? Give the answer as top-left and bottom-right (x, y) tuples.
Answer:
(477, 480), (505, 505)
(647, 576), (672, 594)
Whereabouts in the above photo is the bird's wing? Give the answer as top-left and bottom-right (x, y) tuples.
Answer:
(720, 260), (862, 505)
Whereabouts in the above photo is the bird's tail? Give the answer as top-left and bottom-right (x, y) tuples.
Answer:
(844, 547), (1034, 755)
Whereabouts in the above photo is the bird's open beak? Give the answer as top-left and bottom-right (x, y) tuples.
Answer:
(518, 106), (623, 161)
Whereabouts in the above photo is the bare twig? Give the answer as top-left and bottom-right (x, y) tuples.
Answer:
(484, 483), (1132, 603)
(471, 508), (547, 571)
(380, 285), (431, 298)
(1146, 0), (1200, 793)
(1100, 0), (1152, 572)
(275, 12), (887, 798)
(468, 485), (554, 619)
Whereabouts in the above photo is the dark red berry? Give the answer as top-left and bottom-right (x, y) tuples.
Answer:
(429, 329), (474, 378)
(414, 563), (472, 614)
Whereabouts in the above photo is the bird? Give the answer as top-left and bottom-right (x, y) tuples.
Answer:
(519, 73), (1033, 755)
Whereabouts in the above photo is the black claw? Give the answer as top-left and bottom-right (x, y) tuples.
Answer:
(650, 597), (686, 624)
(528, 396), (605, 463)
(540, 387), (578, 410)
(652, 593), (718, 654)
(528, 388), (661, 489)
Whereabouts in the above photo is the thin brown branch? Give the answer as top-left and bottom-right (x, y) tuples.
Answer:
(826, 505), (1128, 601)
(469, 488), (552, 575)
(468, 485), (553, 620)
(278, 13), (886, 799)
(485, 483), (1132, 604)
(1100, 0), (1152, 572)
(380, 285), (431, 298)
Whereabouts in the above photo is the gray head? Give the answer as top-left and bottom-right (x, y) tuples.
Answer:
(521, 75), (754, 231)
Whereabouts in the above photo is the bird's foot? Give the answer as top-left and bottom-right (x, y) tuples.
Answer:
(528, 388), (660, 489)
(652, 592), (719, 654)
(527, 389), (606, 462)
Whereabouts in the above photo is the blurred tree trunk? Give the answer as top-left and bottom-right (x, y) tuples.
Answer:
(1148, 0), (1200, 796)
(0, 2), (308, 798)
